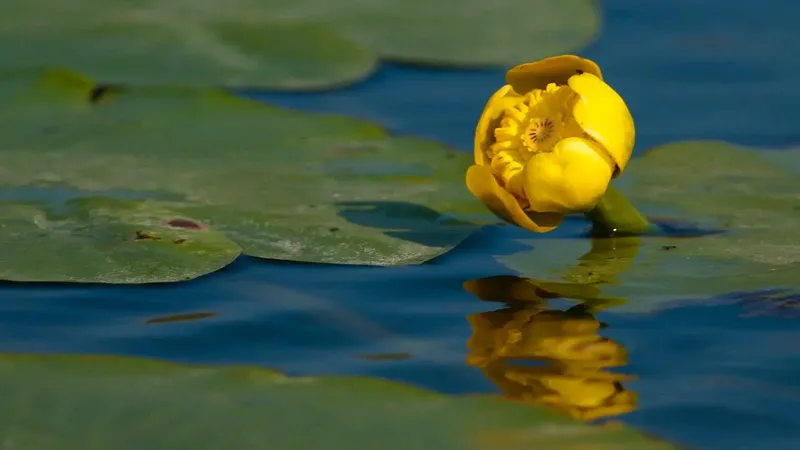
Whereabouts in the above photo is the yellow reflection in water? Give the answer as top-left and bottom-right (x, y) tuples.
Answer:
(464, 237), (640, 421)
(466, 305), (635, 421)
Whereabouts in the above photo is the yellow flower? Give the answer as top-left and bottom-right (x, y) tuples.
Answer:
(466, 55), (635, 232)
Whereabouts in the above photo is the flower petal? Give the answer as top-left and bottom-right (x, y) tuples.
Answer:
(466, 165), (564, 232)
(567, 73), (635, 174)
(474, 85), (521, 166)
(522, 137), (614, 213)
(506, 55), (603, 95)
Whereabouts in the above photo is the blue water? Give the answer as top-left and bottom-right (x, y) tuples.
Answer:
(2, 0), (800, 449)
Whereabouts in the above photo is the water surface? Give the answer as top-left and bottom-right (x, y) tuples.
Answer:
(2, 1), (800, 449)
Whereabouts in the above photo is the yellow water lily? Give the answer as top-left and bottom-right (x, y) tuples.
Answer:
(466, 55), (635, 232)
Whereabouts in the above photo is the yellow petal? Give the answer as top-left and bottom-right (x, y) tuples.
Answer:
(579, 393), (638, 421)
(465, 165), (564, 232)
(539, 375), (616, 407)
(522, 137), (614, 213)
(506, 55), (603, 95)
(474, 85), (521, 166)
(567, 73), (635, 174)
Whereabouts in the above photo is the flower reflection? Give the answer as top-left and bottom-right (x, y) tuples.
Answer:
(466, 302), (636, 421)
(464, 237), (642, 421)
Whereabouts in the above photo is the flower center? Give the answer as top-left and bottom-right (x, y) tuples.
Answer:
(486, 83), (578, 204)
(524, 117), (555, 150)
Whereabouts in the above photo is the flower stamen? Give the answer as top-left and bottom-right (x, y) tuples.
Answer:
(488, 83), (575, 201)
(524, 117), (555, 150)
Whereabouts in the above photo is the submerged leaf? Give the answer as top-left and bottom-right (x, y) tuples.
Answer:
(495, 141), (800, 312)
(0, 352), (680, 449)
(0, 70), (489, 282)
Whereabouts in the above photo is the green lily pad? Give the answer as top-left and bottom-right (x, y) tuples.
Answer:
(493, 141), (800, 313)
(0, 70), (489, 282)
(0, 198), (241, 283)
(269, 0), (600, 66)
(2, 0), (596, 84)
(0, 1), (375, 89)
(189, 0), (600, 67)
(0, 353), (680, 449)
(250, 0), (601, 66)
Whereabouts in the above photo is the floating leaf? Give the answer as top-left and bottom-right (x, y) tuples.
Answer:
(246, 0), (600, 66)
(0, 198), (241, 283)
(56, 0), (601, 66)
(0, 1), (376, 89)
(0, 70), (489, 282)
(0, 353), (680, 449)
(494, 141), (800, 312)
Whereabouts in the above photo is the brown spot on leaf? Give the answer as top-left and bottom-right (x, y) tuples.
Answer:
(166, 218), (205, 230)
(172, 238), (186, 244)
(135, 230), (161, 241)
(661, 245), (677, 251)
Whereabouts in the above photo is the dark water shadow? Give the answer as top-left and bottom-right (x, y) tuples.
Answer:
(420, 225), (534, 267)
(336, 200), (480, 247)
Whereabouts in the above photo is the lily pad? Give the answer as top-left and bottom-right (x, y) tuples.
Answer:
(265, 0), (602, 66)
(0, 198), (241, 283)
(493, 141), (800, 312)
(0, 70), (489, 282)
(0, 352), (680, 449)
(201, 0), (601, 67)
(0, 1), (375, 89)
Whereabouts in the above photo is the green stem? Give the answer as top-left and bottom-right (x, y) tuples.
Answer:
(584, 184), (654, 236)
